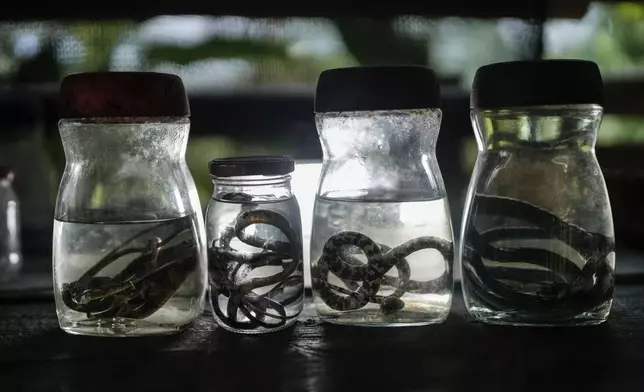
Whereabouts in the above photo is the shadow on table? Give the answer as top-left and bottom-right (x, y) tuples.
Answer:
(0, 313), (308, 392)
(1, 296), (643, 391)
(305, 305), (632, 391)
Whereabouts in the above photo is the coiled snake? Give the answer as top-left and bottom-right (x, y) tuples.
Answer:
(313, 231), (454, 314)
(61, 217), (198, 319)
(209, 193), (303, 330)
(462, 194), (615, 318)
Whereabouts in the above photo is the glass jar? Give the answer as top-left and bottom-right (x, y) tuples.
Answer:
(53, 72), (208, 336)
(460, 60), (615, 326)
(0, 94), (55, 240)
(206, 156), (304, 333)
(310, 66), (454, 326)
(0, 167), (21, 282)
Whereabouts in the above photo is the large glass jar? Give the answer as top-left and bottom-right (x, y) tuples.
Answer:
(206, 156), (304, 334)
(53, 72), (208, 336)
(310, 66), (454, 326)
(460, 60), (615, 326)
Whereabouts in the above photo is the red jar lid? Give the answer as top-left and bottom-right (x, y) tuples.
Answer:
(58, 72), (190, 119)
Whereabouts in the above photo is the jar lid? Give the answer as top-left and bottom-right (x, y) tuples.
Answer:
(314, 66), (441, 113)
(471, 59), (603, 109)
(209, 156), (295, 177)
(58, 72), (190, 119)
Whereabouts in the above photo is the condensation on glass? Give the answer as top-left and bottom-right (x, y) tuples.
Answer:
(310, 66), (454, 326)
(53, 72), (208, 336)
(206, 156), (304, 334)
(460, 60), (615, 326)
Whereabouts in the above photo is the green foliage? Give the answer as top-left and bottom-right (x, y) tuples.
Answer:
(544, 3), (644, 146)
(335, 18), (429, 65)
(65, 21), (135, 71)
(143, 38), (289, 67)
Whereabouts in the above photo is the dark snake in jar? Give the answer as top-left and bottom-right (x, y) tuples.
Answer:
(462, 194), (615, 318)
(313, 230), (454, 314)
(209, 193), (303, 330)
(61, 219), (199, 319)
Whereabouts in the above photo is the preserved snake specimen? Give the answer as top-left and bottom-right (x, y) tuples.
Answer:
(313, 231), (453, 314)
(462, 194), (615, 319)
(209, 193), (303, 330)
(61, 218), (198, 319)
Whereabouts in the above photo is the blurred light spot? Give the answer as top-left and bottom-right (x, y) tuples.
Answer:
(14, 33), (40, 58)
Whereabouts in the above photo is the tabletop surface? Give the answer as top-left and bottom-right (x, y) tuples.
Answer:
(2, 284), (644, 392)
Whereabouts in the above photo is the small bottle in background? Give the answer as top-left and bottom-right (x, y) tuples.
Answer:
(0, 167), (21, 282)
(0, 93), (55, 258)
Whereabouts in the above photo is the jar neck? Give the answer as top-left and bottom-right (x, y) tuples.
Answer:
(58, 117), (190, 162)
(471, 105), (603, 151)
(212, 174), (293, 202)
(316, 109), (442, 160)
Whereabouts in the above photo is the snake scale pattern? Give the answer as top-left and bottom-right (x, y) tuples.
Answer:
(462, 193), (615, 318)
(209, 193), (303, 331)
(313, 230), (454, 314)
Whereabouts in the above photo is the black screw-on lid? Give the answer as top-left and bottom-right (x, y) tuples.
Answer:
(208, 156), (295, 177)
(471, 59), (604, 109)
(59, 72), (190, 118)
(314, 66), (441, 113)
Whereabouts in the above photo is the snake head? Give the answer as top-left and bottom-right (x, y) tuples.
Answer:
(61, 281), (85, 303)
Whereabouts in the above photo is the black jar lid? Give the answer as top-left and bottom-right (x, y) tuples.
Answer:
(58, 72), (190, 119)
(209, 156), (295, 177)
(471, 59), (603, 109)
(314, 65), (441, 113)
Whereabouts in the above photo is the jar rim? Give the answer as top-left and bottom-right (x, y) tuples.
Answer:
(470, 103), (603, 113)
(208, 155), (294, 177)
(58, 116), (189, 124)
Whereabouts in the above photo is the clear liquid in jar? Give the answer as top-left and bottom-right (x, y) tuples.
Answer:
(53, 214), (206, 336)
(310, 192), (454, 326)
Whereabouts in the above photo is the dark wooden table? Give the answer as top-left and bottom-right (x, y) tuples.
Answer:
(2, 284), (644, 392)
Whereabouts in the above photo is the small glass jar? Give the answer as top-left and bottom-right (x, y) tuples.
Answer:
(0, 94), (54, 237)
(460, 60), (615, 326)
(53, 72), (208, 336)
(310, 66), (455, 326)
(0, 167), (21, 282)
(206, 156), (304, 333)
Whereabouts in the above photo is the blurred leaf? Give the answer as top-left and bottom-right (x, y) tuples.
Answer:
(616, 2), (644, 20)
(144, 38), (288, 67)
(335, 18), (428, 66)
(250, 55), (358, 84)
(14, 39), (60, 83)
(66, 21), (134, 71)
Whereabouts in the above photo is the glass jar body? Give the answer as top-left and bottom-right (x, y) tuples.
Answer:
(206, 174), (304, 334)
(53, 118), (208, 336)
(0, 178), (20, 281)
(460, 105), (615, 326)
(311, 110), (454, 326)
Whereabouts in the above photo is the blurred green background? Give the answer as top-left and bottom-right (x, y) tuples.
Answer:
(0, 2), (643, 208)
